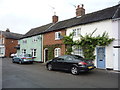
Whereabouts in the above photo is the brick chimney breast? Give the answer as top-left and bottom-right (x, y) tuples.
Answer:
(76, 4), (85, 17)
(52, 15), (58, 23)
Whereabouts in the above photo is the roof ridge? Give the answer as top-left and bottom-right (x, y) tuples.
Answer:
(30, 23), (52, 30)
(21, 4), (120, 39)
(1, 30), (23, 35)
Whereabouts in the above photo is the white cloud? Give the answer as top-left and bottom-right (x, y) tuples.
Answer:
(0, 0), (119, 34)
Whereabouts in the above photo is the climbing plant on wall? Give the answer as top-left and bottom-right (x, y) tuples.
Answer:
(63, 30), (114, 60)
(44, 44), (62, 60)
(63, 33), (74, 55)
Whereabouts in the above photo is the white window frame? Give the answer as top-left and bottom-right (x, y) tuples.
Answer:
(31, 49), (37, 57)
(0, 47), (4, 54)
(0, 46), (5, 57)
(0, 38), (4, 44)
(55, 32), (61, 40)
(22, 49), (26, 55)
(73, 28), (81, 37)
(23, 39), (27, 44)
(72, 46), (83, 57)
(32, 36), (38, 42)
(54, 48), (61, 57)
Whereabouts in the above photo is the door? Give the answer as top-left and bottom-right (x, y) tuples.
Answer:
(44, 48), (48, 62)
(97, 47), (105, 69)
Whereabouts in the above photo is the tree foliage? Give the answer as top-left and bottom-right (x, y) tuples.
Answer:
(63, 30), (114, 60)
(63, 33), (74, 55)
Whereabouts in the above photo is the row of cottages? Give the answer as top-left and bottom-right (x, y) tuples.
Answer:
(18, 4), (120, 71)
(0, 29), (23, 57)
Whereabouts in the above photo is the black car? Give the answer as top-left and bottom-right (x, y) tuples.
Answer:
(46, 55), (95, 75)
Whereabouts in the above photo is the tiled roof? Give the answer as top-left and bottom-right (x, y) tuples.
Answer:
(44, 4), (120, 33)
(1, 31), (23, 40)
(112, 5), (120, 19)
(21, 23), (53, 39)
(22, 4), (120, 38)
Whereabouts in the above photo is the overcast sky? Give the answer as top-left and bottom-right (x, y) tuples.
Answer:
(0, 0), (119, 34)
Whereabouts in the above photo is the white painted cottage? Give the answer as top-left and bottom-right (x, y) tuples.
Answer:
(65, 4), (120, 71)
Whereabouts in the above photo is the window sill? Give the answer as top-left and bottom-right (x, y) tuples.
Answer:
(55, 38), (61, 40)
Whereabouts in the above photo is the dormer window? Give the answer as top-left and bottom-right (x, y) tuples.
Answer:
(55, 32), (61, 40)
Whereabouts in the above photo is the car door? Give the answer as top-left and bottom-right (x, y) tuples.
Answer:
(14, 57), (19, 62)
(51, 57), (64, 70)
(56, 57), (65, 70)
(63, 56), (74, 70)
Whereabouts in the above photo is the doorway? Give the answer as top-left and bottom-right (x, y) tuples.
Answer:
(97, 47), (106, 69)
(44, 48), (48, 62)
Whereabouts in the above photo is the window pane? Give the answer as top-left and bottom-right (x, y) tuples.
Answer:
(54, 48), (61, 57)
(55, 32), (61, 40)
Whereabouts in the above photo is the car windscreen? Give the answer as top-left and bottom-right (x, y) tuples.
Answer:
(24, 54), (32, 57)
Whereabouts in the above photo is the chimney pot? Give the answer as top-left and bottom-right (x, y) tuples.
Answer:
(6, 28), (10, 32)
(76, 4), (85, 17)
(52, 15), (58, 23)
(77, 5), (80, 8)
(82, 4), (84, 8)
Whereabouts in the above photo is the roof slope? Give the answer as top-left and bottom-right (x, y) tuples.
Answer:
(1, 31), (23, 40)
(112, 4), (120, 19)
(44, 4), (120, 33)
(21, 23), (53, 39)
(22, 4), (120, 38)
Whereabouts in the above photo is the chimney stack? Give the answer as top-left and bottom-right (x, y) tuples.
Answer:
(6, 28), (10, 32)
(52, 15), (58, 23)
(76, 4), (85, 17)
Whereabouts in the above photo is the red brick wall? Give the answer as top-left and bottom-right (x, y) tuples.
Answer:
(43, 30), (66, 45)
(4, 38), (18, 57)
(43, 30), (66, 61)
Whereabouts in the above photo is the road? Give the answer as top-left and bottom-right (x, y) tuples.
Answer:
(2, 58), (119, 88)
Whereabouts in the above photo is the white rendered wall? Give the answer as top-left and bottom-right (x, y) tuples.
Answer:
(112, 19), (120, 71)
(66, 20), (115, 69)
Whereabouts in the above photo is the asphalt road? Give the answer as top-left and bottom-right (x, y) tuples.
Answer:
(2, 58), (119, 88)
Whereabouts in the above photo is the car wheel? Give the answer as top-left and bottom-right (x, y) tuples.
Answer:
(19, 60), (23, 64)
(47, 64), (53, 71)
(12, 59), (15, 63)
(71, 66), (79, 75)
(30, 62), (33, 64)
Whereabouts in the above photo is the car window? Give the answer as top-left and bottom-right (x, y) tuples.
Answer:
(57, 58), (64, 61)
(24, 54), (32, 57)
(66, 56), (73, 61)
(53, 57), (63, 61)
(58, 55), (67, 59)
(72, 55), (83, 59)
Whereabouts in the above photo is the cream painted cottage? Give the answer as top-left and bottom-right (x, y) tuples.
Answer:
(66, 4), (120, 71)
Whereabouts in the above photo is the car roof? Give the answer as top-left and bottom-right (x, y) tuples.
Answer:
(59, 54), (83, 58)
